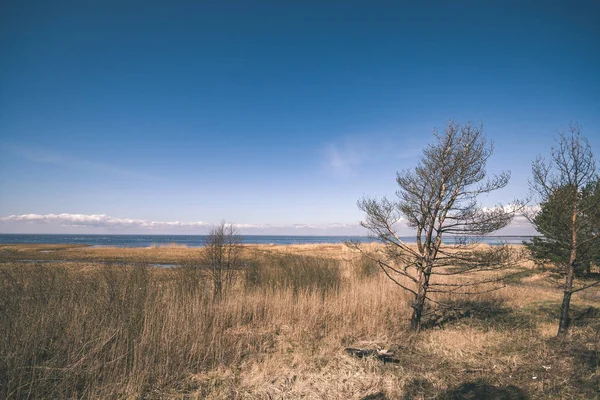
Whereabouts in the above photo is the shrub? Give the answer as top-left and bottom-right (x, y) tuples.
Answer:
(245, 253), (341, 296)
(354, 253), (380, 279)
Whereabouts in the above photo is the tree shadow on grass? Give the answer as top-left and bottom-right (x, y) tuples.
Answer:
(583, 272), (600, 281)
(361, 392), (387, 400)
(537, 332), (600, 396)
(436, 380), (528, 400)
(421, 299), (533, 330)
(574, 347), (599, 370)
(528, 302), (600, 328)
(572, 348), (600, 395)
(556, 338), (600, 394)
(398, 378), (528, 400)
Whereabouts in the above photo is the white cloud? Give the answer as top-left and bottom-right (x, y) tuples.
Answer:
(0, 213), (368, 235)
(325, 143), (363, 175)
(323, 135), (420, 176)
(0, 214), (206, 229)
(478, 204), (539, 235)
(0, 206), (539, 236)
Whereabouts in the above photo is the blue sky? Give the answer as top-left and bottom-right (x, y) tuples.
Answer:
(1, 1), (599, 235)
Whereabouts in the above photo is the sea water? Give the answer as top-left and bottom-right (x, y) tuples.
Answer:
(0, 234), (535, 247)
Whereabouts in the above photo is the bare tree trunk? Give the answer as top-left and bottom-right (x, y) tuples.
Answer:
(213, 269), (223, 300)
(410, 266), (430, 331)
(410, 289), (427, 331)
(557, 279), (573, 337)
(558, 254), (576, 336)
(558, 205), (578, 337)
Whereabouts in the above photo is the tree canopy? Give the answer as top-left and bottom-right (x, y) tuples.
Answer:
(355, 121), (516, 330)
(525, 124), (600, 336)
(526, 181), (600, 276)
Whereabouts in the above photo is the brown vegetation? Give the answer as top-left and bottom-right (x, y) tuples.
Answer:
(1, 244), (599, 399)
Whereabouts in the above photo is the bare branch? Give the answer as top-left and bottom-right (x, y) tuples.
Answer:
(572, 280), (600, 294)
(356, 121), (515, 330)
(525, 124), (599, 336)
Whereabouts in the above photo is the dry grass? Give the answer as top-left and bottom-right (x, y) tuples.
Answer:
(1, 244), (599, 399)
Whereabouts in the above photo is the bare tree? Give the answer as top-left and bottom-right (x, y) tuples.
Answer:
(526, 124), (600, 337)
(203, 221), (243, 300)
(354, 122), (516, 331)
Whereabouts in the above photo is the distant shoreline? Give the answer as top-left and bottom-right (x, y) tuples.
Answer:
(0, 233), (536, 237)
(0, 233), (537, 248)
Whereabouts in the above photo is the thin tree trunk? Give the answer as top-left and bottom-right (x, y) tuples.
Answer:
(213, 270), (223, 301)
(558, 259), (576, 336)
(410, 267), (430, 331)
(558, 201), (578, 337)
(410, 292), (426, 331)
(557, 282), (573, 337)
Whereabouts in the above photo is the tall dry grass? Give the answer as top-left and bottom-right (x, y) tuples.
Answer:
(244, 253), (342, 295)
(1, 245), (599, 399)
(0, 252), (409, 399)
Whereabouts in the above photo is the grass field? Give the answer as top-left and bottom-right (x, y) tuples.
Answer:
(1, 243), (599, 399)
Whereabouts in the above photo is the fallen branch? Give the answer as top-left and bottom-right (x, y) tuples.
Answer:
(344, 348), (400, 364)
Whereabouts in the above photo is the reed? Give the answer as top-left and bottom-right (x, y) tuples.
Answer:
(244, 252), (342, 296)
(0, 244), (598, 399)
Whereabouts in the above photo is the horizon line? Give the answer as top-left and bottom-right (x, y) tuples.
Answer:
(0, 233), (539, 237)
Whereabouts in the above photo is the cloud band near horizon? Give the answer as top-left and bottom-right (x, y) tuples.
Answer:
(0, 213), (366, 234)
(0, 211), (537, 236)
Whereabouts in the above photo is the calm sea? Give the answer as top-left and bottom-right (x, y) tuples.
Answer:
(0, 234), (534, 247)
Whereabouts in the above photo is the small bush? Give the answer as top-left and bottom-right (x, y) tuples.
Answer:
(354, 253), (380, 279)
(245, 253), (341, 295)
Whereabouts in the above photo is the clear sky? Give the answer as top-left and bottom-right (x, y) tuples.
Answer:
(1, 1), (599, 235)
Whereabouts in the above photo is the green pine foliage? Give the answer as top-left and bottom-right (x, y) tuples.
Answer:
(525, 180), (600, 276)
